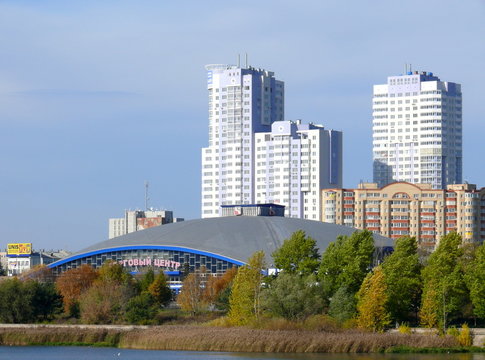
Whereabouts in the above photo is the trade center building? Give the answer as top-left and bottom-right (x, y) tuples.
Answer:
(48, 208), (393, 290)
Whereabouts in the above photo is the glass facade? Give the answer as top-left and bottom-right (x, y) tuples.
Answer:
(49, 247), (241, 288)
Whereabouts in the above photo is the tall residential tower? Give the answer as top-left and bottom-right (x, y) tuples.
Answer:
(201, 63), (342, 219)
(201, 64), (284, 218)
(372, 71), (462, 189)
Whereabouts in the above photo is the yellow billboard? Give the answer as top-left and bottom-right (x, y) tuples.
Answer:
(7, 243), (32, 255)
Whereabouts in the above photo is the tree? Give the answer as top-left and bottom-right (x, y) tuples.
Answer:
(19, 264), (55, 283)
(125, 292), (158, 324)
(356, 266), (391, 332)
(0, 278), (34, 323)
(56, 264), (98, 315)
(79, 281), (132, 324)
(419, 232), (467, 331)
(272, 230), (320, 276)
(464, 242), (485, 319)
(228, 251), (265, 325)
(0, 261), (6, 276)
(0, 278), (61, 323)
(203, 267), (238, 309)
(419, 284), (439, 328)
(97, 260), (132, 285)
(328, 285), (357, 323)
(177, 271), (206, 315)
(319, 230), (375, 303)
(381, 236), (422, 324)
(79, 261), (135, 324)
(138, 267), (155, 293)
(148, 271), (172, 307)
(24, 280), (62, 321)
(261, 273), (323, 320)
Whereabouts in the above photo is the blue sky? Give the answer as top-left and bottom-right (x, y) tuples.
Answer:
(1, 0), (484, 251)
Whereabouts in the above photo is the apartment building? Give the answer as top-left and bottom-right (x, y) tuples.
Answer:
(372, 71), (462, 189)
(202, 63), (342, 219)
(109, 209), (183, 239)
(322, 182), (485, 247)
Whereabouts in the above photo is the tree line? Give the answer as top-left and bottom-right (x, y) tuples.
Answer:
(0, 229), (483, 331)
(0, 261), (172, 324)
(178, 230), (485, 332)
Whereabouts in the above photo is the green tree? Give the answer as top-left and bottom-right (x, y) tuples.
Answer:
(24, 280), (62, 321)
(356, 266), (391, 332)
(148, 272), (172, 307)
(328, 285), (357, 323)
(138, 268), (155, 293)
(0, 278), (33, 323)
(381, 236), (422, 324)
(97, 260), (132, 286)
(419, 232), (467, 331)
(319, 230), (375, 303)
(228, 251), (265, 325)
(464, 242), (485, 319)
(0, 278), (61, 323)
(125, 292), (158, 324)
(272, 230), (320, 275)
(261, 273), (323, 320)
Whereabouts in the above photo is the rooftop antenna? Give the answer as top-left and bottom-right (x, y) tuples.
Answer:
(245, 53), (248, 68)
(237, 54), (240, 68)
(144, 181), (150, 211)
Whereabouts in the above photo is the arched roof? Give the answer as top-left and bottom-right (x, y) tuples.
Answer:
(50, 217), (393, 267)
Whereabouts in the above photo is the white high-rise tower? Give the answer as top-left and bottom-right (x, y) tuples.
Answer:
(202, 63), (342, 219)
(372, 70), (462, 189)
(201, 64), (284, 217)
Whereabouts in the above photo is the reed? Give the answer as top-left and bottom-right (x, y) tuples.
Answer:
(0, 325), (460, 353)
(0, 327), (121, 347)
(119, 325), (459, 353)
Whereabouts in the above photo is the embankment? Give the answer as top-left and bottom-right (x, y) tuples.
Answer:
(0, 324), (472, 353)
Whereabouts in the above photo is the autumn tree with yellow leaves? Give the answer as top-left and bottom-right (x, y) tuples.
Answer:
(228, 251), (265, 325)
(356, 266), (391, 332)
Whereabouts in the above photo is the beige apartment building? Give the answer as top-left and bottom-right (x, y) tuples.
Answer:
(322, 182), (485, 247)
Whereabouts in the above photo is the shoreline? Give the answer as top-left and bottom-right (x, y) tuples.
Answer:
(0, 324), (483, 353)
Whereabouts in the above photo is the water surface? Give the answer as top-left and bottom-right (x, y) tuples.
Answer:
(0, 346), (484, 360)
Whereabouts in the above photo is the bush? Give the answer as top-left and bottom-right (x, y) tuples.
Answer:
(125, 292), (158, 324)
(303, 314), (340, 331)
(457, 324), (472, 347)
(447, 326), (460, 337)
(398, 324), (412, 334)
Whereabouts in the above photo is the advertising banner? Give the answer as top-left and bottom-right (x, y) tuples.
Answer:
(7, 243), (32, 255)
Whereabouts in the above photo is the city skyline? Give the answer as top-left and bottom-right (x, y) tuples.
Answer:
(1, 0), (484, 250)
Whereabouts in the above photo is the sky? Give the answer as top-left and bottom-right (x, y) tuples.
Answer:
(0, 0), (484, 251)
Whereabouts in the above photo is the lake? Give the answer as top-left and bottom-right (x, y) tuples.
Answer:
(1, 346), (484, 360)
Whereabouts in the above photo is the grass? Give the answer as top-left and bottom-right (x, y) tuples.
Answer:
(385, 346), (485, 353)
(118, 325), (460, 353)
(0, 328), (121, 347)
(0, 323), (480, 353)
